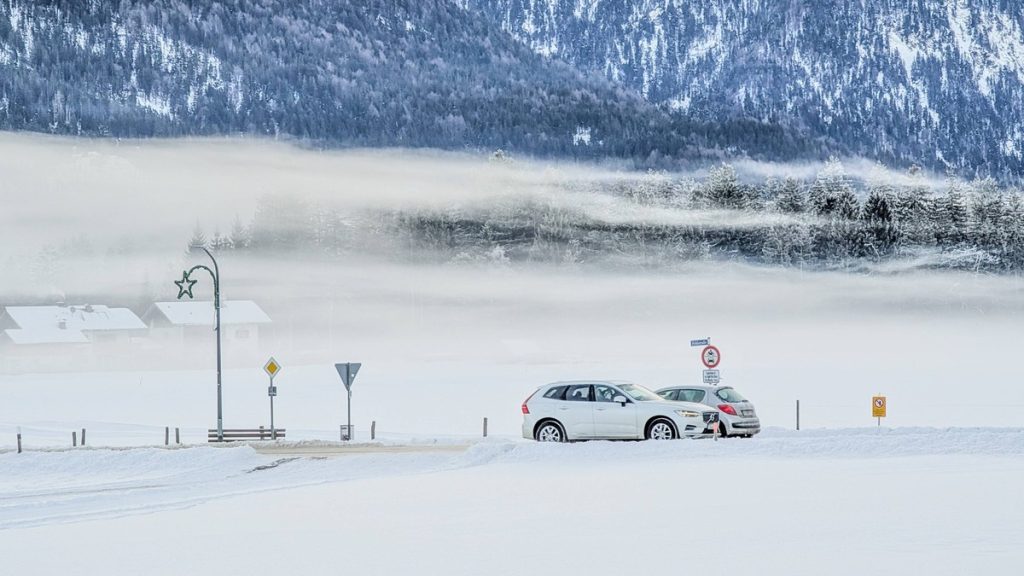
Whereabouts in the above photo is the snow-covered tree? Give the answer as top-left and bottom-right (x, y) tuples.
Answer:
(188, 222), (207, 250)
(774, 177), (806, 214)
(809, 158), (859, 219)
(700, 164), (758, 210)
(762, 224), (812, 265)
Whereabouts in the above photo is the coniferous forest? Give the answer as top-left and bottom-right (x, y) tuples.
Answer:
(194, 159), (1024, 274)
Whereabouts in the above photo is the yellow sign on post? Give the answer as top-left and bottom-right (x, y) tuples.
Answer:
(264, 357), (281, 378)
(872, 396), (887, 418)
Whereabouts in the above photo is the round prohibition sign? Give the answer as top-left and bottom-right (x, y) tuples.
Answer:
(701, 345), (721, 369)
(874, 398), (885, 408)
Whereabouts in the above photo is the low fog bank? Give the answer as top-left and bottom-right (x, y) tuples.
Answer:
(2, 133), (1023, 362)
(1, 135), (1023, 430)
(4, 134), (1023, 297)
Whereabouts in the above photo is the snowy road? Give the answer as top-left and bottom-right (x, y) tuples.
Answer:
(2, 428), (1023, 575)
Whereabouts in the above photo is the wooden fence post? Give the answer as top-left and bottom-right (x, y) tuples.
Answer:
(483, 417), (488, 438)
(371, 420), (376, 441)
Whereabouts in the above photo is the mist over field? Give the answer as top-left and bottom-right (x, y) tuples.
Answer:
(1, 134), (1022, 432)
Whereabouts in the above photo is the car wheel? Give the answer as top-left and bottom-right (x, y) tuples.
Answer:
(717, 422), (728, 439)
(646, 418), (677, 440)
(535, 421), (565, 443)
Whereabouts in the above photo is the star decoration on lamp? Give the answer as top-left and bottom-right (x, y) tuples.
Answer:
(175, 271), (197, 300)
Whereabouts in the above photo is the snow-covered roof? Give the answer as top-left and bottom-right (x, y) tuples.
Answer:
(1, 304), (144, 345)
(4, 305), (146, 332)
(149, 301), (271, 326)
(3, 328), (91, 345)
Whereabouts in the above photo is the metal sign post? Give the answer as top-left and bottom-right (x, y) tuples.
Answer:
(335, 362), (362, 441)
(264, 357), (281, 440)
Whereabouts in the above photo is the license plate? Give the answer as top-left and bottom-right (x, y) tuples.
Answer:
(741, 410), (754, 417)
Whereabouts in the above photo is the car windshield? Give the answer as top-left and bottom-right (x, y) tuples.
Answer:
(617, 383), (662, 402)
(716, 387), (747, 402)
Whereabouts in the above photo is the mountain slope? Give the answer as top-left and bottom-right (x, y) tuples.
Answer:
(0, 0), (837, 163)
(464, 0), (1024, 178)
(0, 0), (645, 156)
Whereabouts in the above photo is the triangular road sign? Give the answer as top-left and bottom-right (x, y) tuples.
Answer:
(335, 362), (362, 390)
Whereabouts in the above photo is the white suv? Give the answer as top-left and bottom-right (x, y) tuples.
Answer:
(521, 380), (720, 442)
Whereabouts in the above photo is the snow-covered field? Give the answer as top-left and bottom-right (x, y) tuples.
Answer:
(2, 428), (1023, 575)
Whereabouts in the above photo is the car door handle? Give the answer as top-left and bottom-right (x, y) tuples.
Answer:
(558, 406), (569, 411)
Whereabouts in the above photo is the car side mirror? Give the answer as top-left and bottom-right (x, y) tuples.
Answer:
(613, 395), (628, 406)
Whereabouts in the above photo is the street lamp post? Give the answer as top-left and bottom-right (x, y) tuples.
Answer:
(175, 247), (223, 441)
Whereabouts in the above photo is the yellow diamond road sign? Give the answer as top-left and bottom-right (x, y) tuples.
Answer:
(264, 357), (281, 378)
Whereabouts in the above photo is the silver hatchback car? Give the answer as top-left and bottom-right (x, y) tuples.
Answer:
(656, 385), (760, 437)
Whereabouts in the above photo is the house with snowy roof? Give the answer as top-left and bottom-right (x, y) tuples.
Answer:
(0, 304), (146, 346)
(0, 304), (148, 372)
(142, 300), (272, 353)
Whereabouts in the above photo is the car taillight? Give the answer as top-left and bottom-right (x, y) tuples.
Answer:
(718, 404), (737, 416)
(522, 390), (539, 414)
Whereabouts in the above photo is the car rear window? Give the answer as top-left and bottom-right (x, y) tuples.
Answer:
(678, 389), (706, 403)
(543, 386), (568, 400)
(658, 390), (678, 401)
(716, 387), (746, 402)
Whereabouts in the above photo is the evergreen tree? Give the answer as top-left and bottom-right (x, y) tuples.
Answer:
(809, 158), (859, 219)
(229, 215), (251, 250)
(969, 177), (1002, 249)
(774, 177), (806, 213)
(936, 179), (969, 245)
(702, 164), (745, 209)
(862, 183), (899, 257)
(188, 222), (207, 251)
